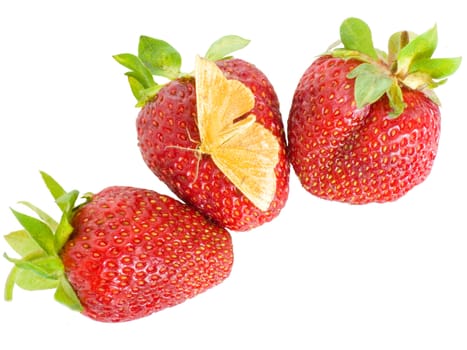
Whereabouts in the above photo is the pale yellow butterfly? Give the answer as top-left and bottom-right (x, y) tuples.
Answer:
(195, 56), (279, 211)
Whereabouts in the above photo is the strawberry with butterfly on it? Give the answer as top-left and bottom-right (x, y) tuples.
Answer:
(114, 36), (289, 231)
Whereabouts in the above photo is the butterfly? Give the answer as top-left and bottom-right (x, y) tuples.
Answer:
(195, 56), (279, 212)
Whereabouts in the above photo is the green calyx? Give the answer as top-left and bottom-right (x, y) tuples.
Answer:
(3, 172), (86, 312)
(330, 17), (462, 117)
(114, 35), (250, 107)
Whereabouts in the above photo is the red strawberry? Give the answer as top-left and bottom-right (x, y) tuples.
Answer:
(114, 36), (289, 231)
(288, 18), (461, 204)
(3, 172), (233, 322)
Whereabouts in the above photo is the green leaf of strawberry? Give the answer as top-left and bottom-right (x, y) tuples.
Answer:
(40, 171), (80, 252)
(138, 36), (182, 80)
(114, 36), (185, 106)
(386, 81), (406, 118)
(55, 276), (82, 311)
(340, 17), (378, 60)
(4, 172), (84, 312)
(113, 53), (155, 88)
(4, 230), (43, 257)
(18, 201), (58, 231)
(409, 57), (462, 79)
(14, 266), (59, 291)
(112, 53), (160, 105)
(205, 35), (250, 61)
(10, 209), (55, 255)
(396, 24), (438, 77)
(347, 63), (393, 108)
(387, 31), (414, 67)
(40, 170), (67, 200)
(3, 254), (63, 280)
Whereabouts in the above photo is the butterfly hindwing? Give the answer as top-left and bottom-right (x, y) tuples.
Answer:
(211, 122), (279, 211)
(195, 56), (255, 147)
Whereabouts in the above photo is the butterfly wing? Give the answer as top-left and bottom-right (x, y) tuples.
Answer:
(195, 56), (255, 147)
(211, 121), (279, 211)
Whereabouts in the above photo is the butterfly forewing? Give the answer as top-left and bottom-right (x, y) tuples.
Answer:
(195, 56), (255, 147)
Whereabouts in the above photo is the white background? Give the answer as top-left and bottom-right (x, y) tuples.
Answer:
(1, 1), (466, 349)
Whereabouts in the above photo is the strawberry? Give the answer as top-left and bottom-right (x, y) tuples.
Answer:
(288, 18), (461, 204)
(3, 172), (233, 322)
(114, 36), (289, 231)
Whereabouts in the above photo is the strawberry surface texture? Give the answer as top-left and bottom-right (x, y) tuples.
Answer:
(62, 186), (233, 322)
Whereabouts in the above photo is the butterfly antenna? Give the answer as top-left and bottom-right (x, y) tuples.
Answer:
(164, 126), (204, 185)
(192, 150), (202, 185)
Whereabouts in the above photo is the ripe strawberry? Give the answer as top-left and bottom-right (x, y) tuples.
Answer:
(3, 172), (233, 322)
(288, 18), (461, 204)
(114, 36), (289, 231)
